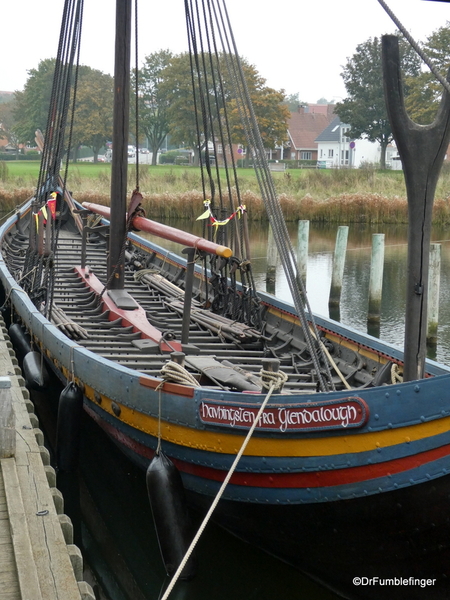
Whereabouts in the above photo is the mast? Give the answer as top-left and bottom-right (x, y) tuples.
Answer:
(108, 0), (132, 293)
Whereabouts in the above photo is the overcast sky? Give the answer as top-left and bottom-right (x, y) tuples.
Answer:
(2, 0), (450, 103)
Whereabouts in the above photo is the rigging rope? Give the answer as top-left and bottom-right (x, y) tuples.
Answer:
(186, 0), (334, 391)
(24, 0), (84, 322)
(133, 0), (140, 190)
(185, 0), (261, 328)
(36, 0), (84, 202)
(259, 367), (288, 391)
(391, 363), (403, 384)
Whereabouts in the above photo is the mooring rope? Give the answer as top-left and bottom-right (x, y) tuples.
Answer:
(159, 371), (285, 600)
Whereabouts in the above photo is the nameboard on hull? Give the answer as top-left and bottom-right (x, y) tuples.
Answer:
(199, 397), (369, 432)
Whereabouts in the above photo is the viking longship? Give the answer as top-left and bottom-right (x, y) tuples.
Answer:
(2, 0), (450, 598)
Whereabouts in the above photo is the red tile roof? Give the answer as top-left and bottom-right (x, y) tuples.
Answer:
(288, 105), (336, 151)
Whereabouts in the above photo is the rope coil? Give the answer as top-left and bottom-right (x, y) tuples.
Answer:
(160, 360), (200, 387)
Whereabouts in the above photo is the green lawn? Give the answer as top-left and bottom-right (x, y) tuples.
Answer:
(5, 160), (299, 177)
(3, 161), (41, 178)
(5, 160), (112, 179)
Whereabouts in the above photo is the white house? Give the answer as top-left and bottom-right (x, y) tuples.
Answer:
(315, 116), (396, 168)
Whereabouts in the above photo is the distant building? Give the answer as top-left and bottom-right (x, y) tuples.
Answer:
(285, 104), (336, 162)
(315, 116), (397, 168)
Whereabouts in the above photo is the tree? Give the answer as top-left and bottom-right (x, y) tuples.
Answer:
(284, 92), (306, 111)
(335, 36), (421, 168)
(0, 98), (20, 154)
(159, 52), (215, 163)
(226, 81), (290, 150)
(71, 67), (114, 162)
(404, 23), (450, 124)
(13, 60), (113, 161)
(133, 50), (173, 166)
(13, 59), (56, 145)
(402, 72), (438, 125)
(160, 52), (289, 164)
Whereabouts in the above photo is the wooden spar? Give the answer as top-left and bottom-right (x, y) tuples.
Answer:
(81, 201), (233, 258)
(382, 35), (450, 381)
(108, 0), (132, 291)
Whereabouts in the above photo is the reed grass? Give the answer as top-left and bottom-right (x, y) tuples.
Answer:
(3, 160), (450, 224)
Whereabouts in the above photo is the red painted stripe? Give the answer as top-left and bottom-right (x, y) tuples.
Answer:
(139, 375), (194, 397)
(179, 444), (450, 488)
(86, 404), (450, 489)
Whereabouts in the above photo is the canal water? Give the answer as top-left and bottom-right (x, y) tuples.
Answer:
(30, 219), (450, 600)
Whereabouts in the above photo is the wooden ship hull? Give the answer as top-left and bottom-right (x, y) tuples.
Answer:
(1, 198), (450, 599)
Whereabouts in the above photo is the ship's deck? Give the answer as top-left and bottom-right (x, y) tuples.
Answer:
(3, 224), (377, 392)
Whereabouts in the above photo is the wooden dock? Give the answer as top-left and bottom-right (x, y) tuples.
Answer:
(0, 316), (95, 600)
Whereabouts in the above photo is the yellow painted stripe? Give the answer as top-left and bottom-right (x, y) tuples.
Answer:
(84, 386), (450, 458)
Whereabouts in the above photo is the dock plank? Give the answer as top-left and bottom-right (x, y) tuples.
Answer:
(0, 469), (20, 600)
(0, 320), (95, 600)
(2, 458), (43, 600)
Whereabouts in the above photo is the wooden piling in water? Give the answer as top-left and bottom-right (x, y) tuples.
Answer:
(297, 220), (309, 285)
(368, 234), (385, 323)
(427, 243), (441, 345)
(329, 226), (349, 307)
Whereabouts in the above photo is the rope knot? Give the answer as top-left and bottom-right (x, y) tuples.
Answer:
(259, 368), (288, 392)
(391, 363), (403, 384)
